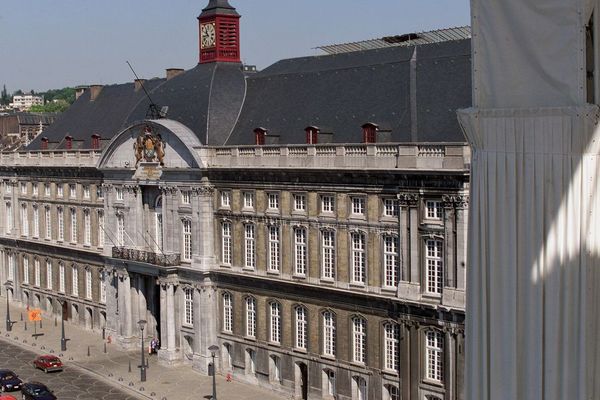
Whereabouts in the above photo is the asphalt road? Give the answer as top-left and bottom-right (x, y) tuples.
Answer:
(0, 340), (141, 400)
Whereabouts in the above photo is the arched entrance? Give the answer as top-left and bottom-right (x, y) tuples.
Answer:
(295, 362), (308, 400)
(85, 307), (93, 330)
(45, 297), (53, 314)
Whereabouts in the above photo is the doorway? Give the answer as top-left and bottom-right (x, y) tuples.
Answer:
(295, 362), (308, 400)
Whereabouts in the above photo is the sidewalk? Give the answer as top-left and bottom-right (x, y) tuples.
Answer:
(0, 302), (288, 400)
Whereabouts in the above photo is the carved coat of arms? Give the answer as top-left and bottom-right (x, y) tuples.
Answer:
(134, 125), (165, 167)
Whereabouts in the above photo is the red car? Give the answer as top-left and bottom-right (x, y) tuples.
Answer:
(32, 355), (63, 373)
(0, 395), (17, 400)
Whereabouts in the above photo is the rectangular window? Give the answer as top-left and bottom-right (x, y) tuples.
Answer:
(33, 206), (39, 237)
(221, 222), (232, 265)
(268, 225), (280, 272)
(97, 186), (104, 199)
(84, 210), (91, 245)
(7, 254), (15, 281)
(268, 193), (279, 210)
(86, 270), (92, 299)
(184, 288), (194, 326)
(83, 185), (90, 199)
(351, 232), (366, 284)
(243, 192), (254, 209)
(44, 184), (51, 197)
(70, 208), (77, 243)
(57, 207), (64, 241)
(426, 331), (444, 382)
(69, 184), (76, 198)
(99, 274), (106, 303)
(20, 182), (27, 194)
(59, 263), (65, 293)
(57, 185), (63, 198)
(352, 317), (366, 364)
(270, 302), (281, 343)
(32, 183), (38, 197)
(21, 203), (28, 236)
(46, 261), (53, 290)
(426, 239), (443, 294)
(383, 236), (399, 288)
(246, 297), (256, 338)
(295, 306), (307, 350)
(45, 207), (51, 239)
(244, 224), (255, 269)
(383, 199), (398, 217)
(116, 187), (124, 201)
(426, 200), (443, 220)
(98, 211), (104, 248)
(293, 194), (306, 212)
(181, 190), (191, 205)
(182, 220), (192, 261)
(5, 183), (11, 194)
(6, 202), (12, 233)
(34, 258), (40, 286)
(323, 311), (336, 357)
(294, 227), (307, 276)
(72, 266), (79, 296)
(384, 323), (399, 371)
(321, 195), (335, 213)
(117, 214), (125, 246)
(351, 197), (365, 215)
(223, 293), (233, 333)
(321, 230), (335, 280)
(23, 257), (29, 284)
(220, 190), (231, 208)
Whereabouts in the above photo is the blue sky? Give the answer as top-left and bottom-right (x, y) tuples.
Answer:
(0, 1), (470, 92)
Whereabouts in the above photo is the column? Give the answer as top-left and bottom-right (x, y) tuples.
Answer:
(408, 200), (419, 284)
(193, 178), (216, 271)
(147, 277), (158, 338)
(123, 275), (132, 337)
(166, 283), (176, 351)
(131, 274), (140, 330)
(117, 275), (125, 336)
(454, 200), (468, 291)
(442, 199), (456, 288)
(138, 275), (147, 326)
(159, 283), (167, 348)
(105, 269), (118, 334)
(445, 329), (456, 400)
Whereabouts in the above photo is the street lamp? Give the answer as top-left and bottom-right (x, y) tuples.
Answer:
(4, 282), (12, 332)
(138, 319), (147, 382)
(59, 298), (67, 351)
(208, 344), (219, 400)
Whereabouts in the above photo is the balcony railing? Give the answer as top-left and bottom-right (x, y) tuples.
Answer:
(112, 247), (180, 267)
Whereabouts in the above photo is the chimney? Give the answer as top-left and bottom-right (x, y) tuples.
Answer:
(41, 137), (49, 150)
(90, 85), (104, 101)
(361, 122), (379, 144)
(254, 127), (267, 145)
(134, 79), (146, 92)
(305, 126), (320, 144)
(75, 86), (89, 101)
(65, 135), (73, 150)
(91, 134), (101, 150)
(166, 68), (185, 80)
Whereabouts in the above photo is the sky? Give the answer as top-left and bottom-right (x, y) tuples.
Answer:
(0, 1), (470, 93)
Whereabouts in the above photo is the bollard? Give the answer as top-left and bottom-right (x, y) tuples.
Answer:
(103, 342), (107, 354)
(24, 321), (27, 331)
(39, 319), (42, 329)
(128, 360), (132, 373)
(102, 327), (105, 340)
(146, 358), (149, 369)
(20, 313), (23, 321)
(87, 346), (90, 357)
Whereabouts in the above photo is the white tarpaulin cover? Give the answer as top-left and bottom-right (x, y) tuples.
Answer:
(472, 0), (589, 108)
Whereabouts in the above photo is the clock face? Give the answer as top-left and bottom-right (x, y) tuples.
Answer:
(201, 23), (216, 49)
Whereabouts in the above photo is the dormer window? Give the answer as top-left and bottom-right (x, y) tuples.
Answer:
(65, 135), (73, 150)
(305, 126), (319, 144)
(91, 134), (101, 150)
(41, 137), (49, 150)
(361, 122), (379, 144)
(254, 127), (267, 145)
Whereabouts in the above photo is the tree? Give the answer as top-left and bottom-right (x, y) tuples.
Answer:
(0, 85), (8, 105)
(29, 100), (70, 113)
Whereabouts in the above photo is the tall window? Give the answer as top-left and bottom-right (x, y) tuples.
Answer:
(46, 261), (53, 290)
(222, 293), (233, 333)
(83, 185), (90, 199)
(6, 202), (12, 233)
(4, 183), (10, 194)
(181, 190), (191, 205)
(293, 194), (306, 211)
(70, 208), (77, 243)
(294, 227), (307, 276)
(21, 203), (28, 236)
(321, 195), (335, 213)
(426, 200), (443, 220)
(384, 199), (398, 217)
(116, 187), (123, 201)
(220, 190), (231, 208)
(69, 184), (76, 198)
(221, 222), (232, 265)
(7, 254), (15, 281)
(59, 263), (65, 293)
(116, 214), (125, 246)
(72, 266), (79, 296)
(154, 204), (162, 252)
(352, 317), (366, 364)
(184, 288), (194, 326)
(84, 210), (91, 245)
(384, 323), (399, 371)
(244, 224), (255, 269)
(386, 385), (400, 400)
(32, 183), (38, 197)
(321, 230), (335, 280)
(269, 302), (281, 344)
(45, 206), (51, 239)
(34, 258), (40, 286)
(426, 239), (443, 294)
(99, 273), (106, 303)
(44, 183), (51, 197)
(20, 182), (27, 194)
(295, 306), (307, 350)
(85, 270), (92, 299)
(57, 185), (63, 198)
(245, 297), (256, 338)
(182, 220), (192, 261)
(268, 193), (279, 210)
(268, 225), (280, 272)
(351, 232), (366, 284)
(323, 311), (336, 357)
(23, 257), (29, 284)
(351, 197), (365, 215)
(32, 205), (39, 237)
(242, 192), (254, 209)
(426, 330), (444, 382)
(57, 207), (64, 241)
(383, 235), (399, 288)
(97, 211), (104, 247)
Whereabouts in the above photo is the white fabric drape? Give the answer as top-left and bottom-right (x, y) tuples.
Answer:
(459, 106), (600, 400)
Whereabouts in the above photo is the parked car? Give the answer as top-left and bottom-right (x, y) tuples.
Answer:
(0, 370), (22, 392)
(20, 382), (56, 400)
(32, 355), (63, 373)
(0, 394), (17, 400)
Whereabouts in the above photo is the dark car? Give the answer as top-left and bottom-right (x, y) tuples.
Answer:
(20, 382), (56, 400)
(0, 370), (22, 392)
(32, 356), (63, 373)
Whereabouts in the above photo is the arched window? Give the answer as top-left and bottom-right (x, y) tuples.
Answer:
(382, 235), (399, 288)
(352, 376), (367, 400)
(294, 306), (307, 350)
(385, 385), (400, 400)
(293, 226), (307, 276)
(322, 311), (336, 357)
(269, 301), (281, 343)
(244, 224), (256, 269)
(154, 196), (163, 252)
(183, 288), (194, 326)
(383, 322), (399, 371)
(221, 221), (232, 265)
(222, 292), (233, 333)
(352, 317), (366, 364)
(245, 297), (256, 338)
(426, 330), (444, 382)
(350, 232), (366, 284)
(425, 239), (443, 294)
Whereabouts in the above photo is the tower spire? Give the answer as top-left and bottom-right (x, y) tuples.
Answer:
(198, 0), (241, 64)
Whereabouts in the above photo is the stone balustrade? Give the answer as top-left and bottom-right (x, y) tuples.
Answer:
(0, 150), (102, 167)
(112, 246), (181, 267)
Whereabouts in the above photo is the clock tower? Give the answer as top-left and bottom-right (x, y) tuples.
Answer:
(198, 0), (241, 64)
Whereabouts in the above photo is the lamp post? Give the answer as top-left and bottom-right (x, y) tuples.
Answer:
(59, 298), (67, 351)
(138, 319), (147, 382)
(4, 282), (12, 332)
(208, 345), (219, 400)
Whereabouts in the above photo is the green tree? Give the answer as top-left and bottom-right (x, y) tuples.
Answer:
(0, 85), (8, 105)
(29, 100), (70, 113)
